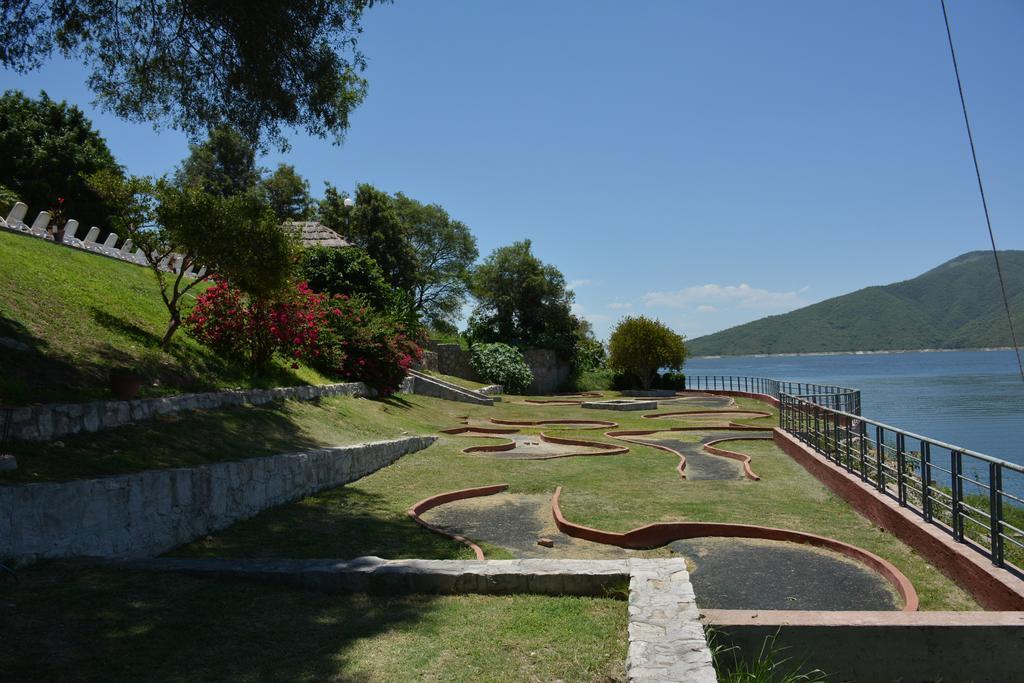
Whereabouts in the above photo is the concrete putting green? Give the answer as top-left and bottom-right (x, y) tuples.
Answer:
(632, 433), (767, 480)
(418, 493), (635, 559)
(669, 537), (901, 610)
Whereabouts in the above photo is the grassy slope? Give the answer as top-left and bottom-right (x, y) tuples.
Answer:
(688, 250), (1024, 356)
(0, 231), (331, 404)
(0, 563), (626, 682)
(11, 390), (970, 609)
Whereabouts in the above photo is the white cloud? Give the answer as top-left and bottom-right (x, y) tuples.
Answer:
(641, 283), (807, 310)
(696, 305), (717, 313)
(568, 279), (593, 290)
(607, 301), (633, 310)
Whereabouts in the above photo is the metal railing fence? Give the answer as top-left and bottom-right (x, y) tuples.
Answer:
(683, 375), (862, 414)
(778, 393), (1023, 569)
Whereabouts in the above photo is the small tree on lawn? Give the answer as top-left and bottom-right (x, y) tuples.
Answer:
(91, 172), (295, 349)
(607, 316), (687, 390)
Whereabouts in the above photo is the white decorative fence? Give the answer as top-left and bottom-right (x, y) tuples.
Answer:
(1, 200), (205, 277)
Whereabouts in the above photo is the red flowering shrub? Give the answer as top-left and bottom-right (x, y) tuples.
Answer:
(186, 280), (422, 394)
(186, 279), (339, 370)
(317, 294), (423, 395)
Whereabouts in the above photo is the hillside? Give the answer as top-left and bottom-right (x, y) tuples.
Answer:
(686, 250), (1024, 357)
(0, 230), (330, 404)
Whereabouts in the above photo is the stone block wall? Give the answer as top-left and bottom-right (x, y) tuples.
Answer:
(425, 343), (570, 395)
(522, 348), (571, 394)
(427, 342), (480, 382)
(0, 436), (436, 559)
(6, 382), (375, 443)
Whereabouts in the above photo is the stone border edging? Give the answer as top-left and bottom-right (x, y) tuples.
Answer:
(605, 426), (770, 479)
(774, 428), (1024, 610)
(550, 486), (919, 611)
(7, 381), (377, 442)
(122, 555), (718, 682)
(407, 484), (510, 560)
(407, 370), (494, 405)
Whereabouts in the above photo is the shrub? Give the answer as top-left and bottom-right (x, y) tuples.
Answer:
(185, 279), (331, 369)
(573, 367), (615, 391)
(318, 294), (424, 395)
(187, 280), (423, 394)
(654, 371), (686, 390)
(608, 316), (687, 390)
(470, 343), (533, 394)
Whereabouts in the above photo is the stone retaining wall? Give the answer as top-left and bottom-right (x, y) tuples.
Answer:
(0, 436), (435, 560)
(6, 381), (377, 442)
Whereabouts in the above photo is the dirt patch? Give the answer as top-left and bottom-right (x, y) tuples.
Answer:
(669, 537), (901, 610)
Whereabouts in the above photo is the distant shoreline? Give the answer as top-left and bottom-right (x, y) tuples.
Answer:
(690, 347), (1014, 360)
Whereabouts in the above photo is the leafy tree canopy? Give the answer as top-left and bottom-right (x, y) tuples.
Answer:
(90, 171), (295, 348)
(345, 183), (419, 291)
(1, 0), (380, 148)
(607, 316), (687, 390)
(262, 164), (314, 220)
(298, 245), (393, 309)
(393, 192), (478, 327)
(467, 239), (580, 358)
(0, 90), (124, 230)
(175, 125), (261, 198)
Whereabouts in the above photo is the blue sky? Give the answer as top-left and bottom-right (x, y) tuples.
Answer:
(2, 0), (1022, 340)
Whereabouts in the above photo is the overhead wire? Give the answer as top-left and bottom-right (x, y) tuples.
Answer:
(939, 0), (1024, 381)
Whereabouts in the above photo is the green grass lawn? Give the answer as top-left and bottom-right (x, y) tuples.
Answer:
(0, 562), (627, 682)
(0, 231), (332, 404)
(422, 370), (493, 390)
(4, 391), (977, 608)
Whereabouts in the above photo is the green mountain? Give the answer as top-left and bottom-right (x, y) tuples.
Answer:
(686, 250), (1024, 357)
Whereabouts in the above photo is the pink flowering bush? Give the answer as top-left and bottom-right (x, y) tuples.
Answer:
(186, 280), (422, 394)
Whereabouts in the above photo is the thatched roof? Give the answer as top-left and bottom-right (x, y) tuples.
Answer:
(283, 221), (352, 248)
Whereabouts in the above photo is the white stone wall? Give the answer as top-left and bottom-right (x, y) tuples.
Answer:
(0, 436), (435, 560)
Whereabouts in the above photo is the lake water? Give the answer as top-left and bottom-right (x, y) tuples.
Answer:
(686, 350), (1024, 468)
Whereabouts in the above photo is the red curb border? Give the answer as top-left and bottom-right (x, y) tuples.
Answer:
(407, 484), (510, 560)
(773, 428), (1024, 610)
(642, 409), (773, 421)
(489, 418), (619, 430)
(447, 431), (630, 460)
(439, 426), (521, 435)
(678, 389), (780, 408)
(550, 486), (919, 611)
(605, 426), (770, 479)
(703, 436), (772, 481)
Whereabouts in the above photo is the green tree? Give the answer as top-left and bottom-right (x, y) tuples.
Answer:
(298, 245), (394, 308)
(2, 1), (377, 148)
(607, 316), (688, 390)
(316, 183), (354, 237)
(393, 192), (478, 327)
(345, 183), (418, 291)
(0, 90), (124, 230)
(262, 164), (314, 220)
(175, 125), (260, 197)
(90, 172), (295, 348)
(467, 240), (579, 357)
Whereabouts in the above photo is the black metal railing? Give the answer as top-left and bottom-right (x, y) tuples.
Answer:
(779, 393), (1024, 570)
(683, 375), (862, 414)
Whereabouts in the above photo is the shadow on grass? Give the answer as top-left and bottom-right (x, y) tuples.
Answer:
(172, 486), (470, 561)
(0, 309), (313, 405)
(6, 402), (326, 482)
(0, 561), (436, 682)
